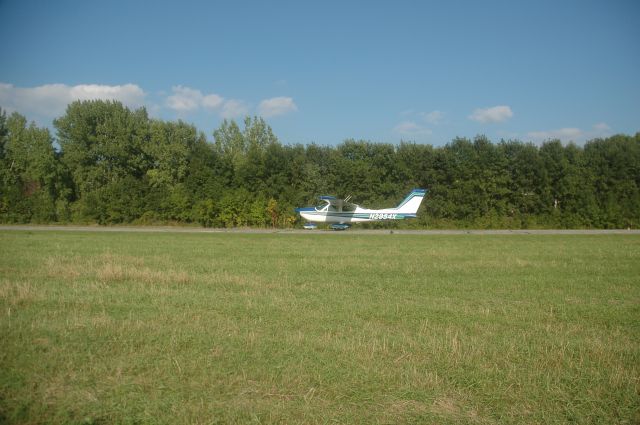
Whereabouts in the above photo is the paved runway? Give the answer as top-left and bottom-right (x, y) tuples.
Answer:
(1, 225), (638, 235)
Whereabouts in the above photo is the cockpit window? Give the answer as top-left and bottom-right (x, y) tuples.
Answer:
(315, 202), (329, 212)
(314, 201), (356, 212)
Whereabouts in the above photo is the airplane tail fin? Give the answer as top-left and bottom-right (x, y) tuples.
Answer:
(395, 189), (427, 215)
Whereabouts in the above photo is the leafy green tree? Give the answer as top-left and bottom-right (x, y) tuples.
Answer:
(194, 199), (217, 227)
(584, 134), (640, 227)
(499, 140), (547, 226)
(143, 120), (207, 222)
(302, 143), (336, 198)
(0, 112), (61, 222)
(539, 140), (595, 227)
(94, 176), (148, 224)
(217, 192), (241, 227)
(55, 100), (150, 220)
(248, 198), (268, 227)
(146, 120), (200, 188)
(213, 119), (245, 172)
(184, 141), (228, 206)
(214, 116), (280, 192)
(267, 198), (279, 228)
(243, 116), (278, 150)
(0, 108), (7, 161)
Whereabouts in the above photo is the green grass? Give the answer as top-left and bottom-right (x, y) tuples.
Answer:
(1, 231), (639, 424)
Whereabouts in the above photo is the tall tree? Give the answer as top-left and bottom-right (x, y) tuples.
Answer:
(584, 134), (640, 227)
(54, 100), (151, 222)
(0, 112), (61, 222)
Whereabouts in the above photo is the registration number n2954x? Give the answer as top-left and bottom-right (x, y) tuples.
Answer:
(369, 213), (398, 220)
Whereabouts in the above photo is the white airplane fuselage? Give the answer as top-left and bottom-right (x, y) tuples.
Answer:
(296, 189), (426, 225)
(298, 206), (413, 223)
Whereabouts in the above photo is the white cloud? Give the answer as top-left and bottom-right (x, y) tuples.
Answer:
(165, 85), (250, 118)
(165, 85), (226, 112)
(469, 105), (513, 123)
(258, 96), (297, 118)
(393, 120), (432, 137)
(527, 123), (612, 143)
(400, 109), (444, 125)
(527, 127), (583, 142)
(202, 93), (224, 109)
(221, 99), (250, 119)
(69, 84), (145, 105)
(421, 110), (444, 124)
(165, 86), (203, 111)
(0, 82), (145, 117)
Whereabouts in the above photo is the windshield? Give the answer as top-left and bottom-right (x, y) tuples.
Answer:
(315, 202), (329, 212)
(315, 201), (357, 212)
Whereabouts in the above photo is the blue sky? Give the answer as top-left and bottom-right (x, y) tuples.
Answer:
(1, 0), (638, 146)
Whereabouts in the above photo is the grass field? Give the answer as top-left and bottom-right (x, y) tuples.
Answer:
(0, 231), (638, 424)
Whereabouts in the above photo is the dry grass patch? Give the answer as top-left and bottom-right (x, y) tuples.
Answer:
(0, 279), (37, 307)
(95, 259), (190, 284)
(43, 252), (192, 285)
(44, 255), (81, 280)
(430, 396), (486, 423)
(387, 399), (430, 416)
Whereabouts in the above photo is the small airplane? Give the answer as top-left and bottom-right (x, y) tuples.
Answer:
(296, 188), (426, 230)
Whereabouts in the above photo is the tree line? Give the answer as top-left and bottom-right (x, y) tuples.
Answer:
(1, 100), (638, 228)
